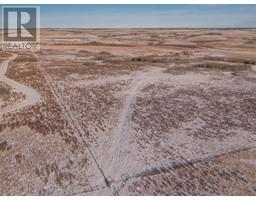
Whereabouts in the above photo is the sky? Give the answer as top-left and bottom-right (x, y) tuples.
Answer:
(1, 4), (256, 28)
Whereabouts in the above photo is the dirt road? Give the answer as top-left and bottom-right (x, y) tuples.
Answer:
(0, 53), (41, 116)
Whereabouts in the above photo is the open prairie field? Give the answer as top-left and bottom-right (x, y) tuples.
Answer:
(0, 29), (256, 195)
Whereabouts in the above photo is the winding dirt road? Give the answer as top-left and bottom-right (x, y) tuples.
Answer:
(0, 53), (41, 116)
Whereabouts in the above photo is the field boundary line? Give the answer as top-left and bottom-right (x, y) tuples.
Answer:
(35, 54), (109, 187)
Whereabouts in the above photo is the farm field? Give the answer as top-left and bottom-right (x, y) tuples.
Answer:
(0, 29), (256, 195)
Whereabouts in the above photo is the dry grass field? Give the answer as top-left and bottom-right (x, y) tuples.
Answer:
(0, 29), (256, 195)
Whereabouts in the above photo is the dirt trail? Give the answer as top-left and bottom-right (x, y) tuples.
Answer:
(110, 79), (146, 178)
(108, 68), (168, 180)
(107, 68), (221, 187)
(0, 53), (41, 116)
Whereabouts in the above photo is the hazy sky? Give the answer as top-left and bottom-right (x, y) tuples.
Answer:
(1, 4), (256, 28)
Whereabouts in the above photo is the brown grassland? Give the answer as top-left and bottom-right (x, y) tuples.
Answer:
(0, 29), (256, 195)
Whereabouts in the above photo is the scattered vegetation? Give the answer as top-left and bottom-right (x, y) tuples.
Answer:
(204, 56), (256, 65)
(78, 50), (90, 54)
(0, 52), (10, 61)
(86, 41), (134, 47)
(0, 141), (8, 151)
(0, 84), (11, 96)
(14, 55), (38, 63)
(193, 62), (250, 71)
(98, 51), (112, 55)
(131, 55), (170, 63)
(1, 29), (256, 195)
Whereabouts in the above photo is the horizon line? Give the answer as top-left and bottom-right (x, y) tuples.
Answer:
(1, 27), (256, 29)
